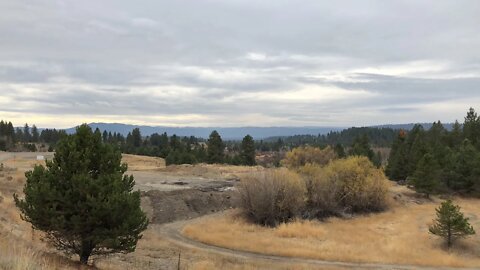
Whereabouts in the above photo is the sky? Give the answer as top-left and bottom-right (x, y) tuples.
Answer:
(1, 0), (479, 128)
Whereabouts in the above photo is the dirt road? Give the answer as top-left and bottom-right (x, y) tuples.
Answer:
(155, 214), (480, 270)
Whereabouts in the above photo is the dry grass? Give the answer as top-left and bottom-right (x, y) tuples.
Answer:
(122, 154), (166, 171)
(161, 163), (264, 179)
(0, 239), (44, 270)
(183, 195), (480, 268)
(0, 199), (72, 270)
(188, 258), (340, 270)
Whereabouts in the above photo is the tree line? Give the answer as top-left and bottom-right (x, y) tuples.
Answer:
(257, 126), (397, 151)
(1, 120), (386, 167)
(96, 128), (256, 166)
(386, 107), (480, 196)
(0, 121), (66, 151)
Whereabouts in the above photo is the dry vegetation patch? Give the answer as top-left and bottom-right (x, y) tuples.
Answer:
(238, 169), (306, 226)
(183, 196), (480, 268)
(122, 154), (166, 171)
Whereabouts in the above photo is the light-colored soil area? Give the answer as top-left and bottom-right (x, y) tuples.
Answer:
(129, 160), (263, 192)
(182, 186), (480, 268)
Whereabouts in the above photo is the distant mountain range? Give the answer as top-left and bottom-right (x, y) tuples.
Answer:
(63, 122), (455, 140)
(65, 123), (344, 140)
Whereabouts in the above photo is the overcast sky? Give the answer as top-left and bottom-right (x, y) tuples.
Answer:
(1, 1), (479, 128)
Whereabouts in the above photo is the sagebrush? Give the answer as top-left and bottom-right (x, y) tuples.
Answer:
(301, 156), (389, 216)
(238, 168), (305, 226)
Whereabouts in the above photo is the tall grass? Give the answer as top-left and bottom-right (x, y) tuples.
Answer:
(0, 239), (44, 270)
(183, 197), (480, 268)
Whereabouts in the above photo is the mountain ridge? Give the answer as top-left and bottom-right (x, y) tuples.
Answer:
(61, 122), (454, 140)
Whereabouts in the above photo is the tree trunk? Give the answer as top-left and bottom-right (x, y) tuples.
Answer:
(80, 240), (93, 265)
(447, 228), (452, 248)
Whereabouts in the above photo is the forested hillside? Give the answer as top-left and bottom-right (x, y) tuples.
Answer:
(387, 108), (480, 196)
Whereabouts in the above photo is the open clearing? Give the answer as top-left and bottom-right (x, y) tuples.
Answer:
(182, 191), (480, 268)
(1, 152), (479, 269)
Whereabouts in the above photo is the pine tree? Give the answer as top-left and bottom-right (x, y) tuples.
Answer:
(102, 130), (108, 143)
(207, 130), (224, 164)
(429, 199), (475, 248)
(23, 123), (31, 142)
(7, 122), (15, 143)
(170, 134), (182, 151)
(195, 145), (207, 163)
(131, 128), (142, 148)
(386, 130), (409, 181)
(14, 124), (148, 264)
(411, 153), (440, 197)
(31, 125), (39, 143)
(450, 140), (480, 192)
(240, 135), (256, 166)
(15, 127), (24, 143)
(408, 130), (429, 176)
(349, 134), (375, 161)
(448, 120), (463, 147)
(334, 143), (346, 158)
(463, 107), (480, 147)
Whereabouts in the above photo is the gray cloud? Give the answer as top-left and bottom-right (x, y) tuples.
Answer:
(0, 0), (479, 127)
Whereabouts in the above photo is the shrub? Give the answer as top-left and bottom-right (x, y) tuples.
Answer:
(238, 168), (305, 226)
(281, 146), (336, 168)
(300, 164), (341, 217)
(300, 156), (389, 217)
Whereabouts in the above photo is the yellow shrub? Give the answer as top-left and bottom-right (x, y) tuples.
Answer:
(281, 146), (336, 168)
(300, 156), (389, 216)
(238, 168), (306, 226)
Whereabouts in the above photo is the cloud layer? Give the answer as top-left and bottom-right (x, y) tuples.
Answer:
(1, 0), (479, 127)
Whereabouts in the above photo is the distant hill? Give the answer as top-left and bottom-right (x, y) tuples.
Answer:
(373, 123), (454, 131)
(63, 122), (455, 140)
(65, 123), (344, 140)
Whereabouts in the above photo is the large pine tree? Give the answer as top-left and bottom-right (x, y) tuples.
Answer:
(207, 130), (225, 164)
(386, 131), (409, 180)
(411, 153), (440, 197)
(240, 134), (256, 166)
(463, 107), (480, 147)
(14, 124), (148, 264)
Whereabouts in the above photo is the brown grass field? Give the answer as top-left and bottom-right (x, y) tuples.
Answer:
(183, 192), (480, 268)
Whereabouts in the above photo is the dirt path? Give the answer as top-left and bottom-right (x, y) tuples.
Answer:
(154, 215), (479, 270)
